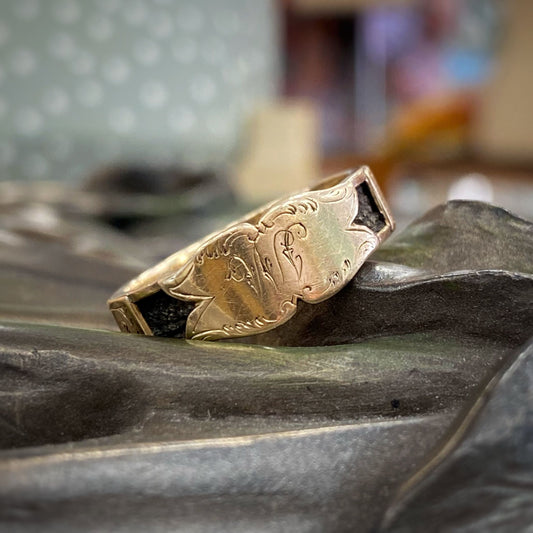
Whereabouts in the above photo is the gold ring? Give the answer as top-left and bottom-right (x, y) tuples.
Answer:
(108, 166), (395, 341)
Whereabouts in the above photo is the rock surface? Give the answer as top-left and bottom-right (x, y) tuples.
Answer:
(0, 199), (531, 532)
(381, 339), (533, 533)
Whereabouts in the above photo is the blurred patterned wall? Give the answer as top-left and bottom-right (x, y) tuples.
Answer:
(0, 0), (279, 182)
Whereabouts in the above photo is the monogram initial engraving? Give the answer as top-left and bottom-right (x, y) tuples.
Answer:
(160, 169), (380, 340)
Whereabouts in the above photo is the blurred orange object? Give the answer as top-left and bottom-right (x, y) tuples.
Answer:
(323, 91), (475, 194)
(386, 92), (475, 160)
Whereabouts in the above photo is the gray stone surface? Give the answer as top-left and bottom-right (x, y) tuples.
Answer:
(0, 198), (531, 532)
(381, 339), (533, 533)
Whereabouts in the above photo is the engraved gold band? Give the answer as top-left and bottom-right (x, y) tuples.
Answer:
(108, 166), (395, 341)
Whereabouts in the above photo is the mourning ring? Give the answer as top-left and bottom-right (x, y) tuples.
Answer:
(108, 166), (395, 341)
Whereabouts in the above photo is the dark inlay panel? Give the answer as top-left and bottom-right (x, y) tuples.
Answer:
(354, 181), (386, 233)
(136, 289), (196, 338)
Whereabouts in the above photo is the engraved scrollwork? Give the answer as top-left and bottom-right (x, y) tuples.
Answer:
(111, 305), (140, 334)
(159, 168), (383, 340)
(319, 184), (352, 203)
(258, 198), (318, 231)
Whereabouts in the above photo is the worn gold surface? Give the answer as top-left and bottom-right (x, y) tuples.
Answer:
(108, 167), (394, 340)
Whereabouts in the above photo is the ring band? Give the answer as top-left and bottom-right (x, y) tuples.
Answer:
(108, 166), (395, 341)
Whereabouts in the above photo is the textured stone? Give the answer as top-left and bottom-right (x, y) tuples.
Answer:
(381, 339), (533, 533)
(0, 199), (531, 532)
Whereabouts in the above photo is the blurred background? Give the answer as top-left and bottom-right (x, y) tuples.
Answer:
(1, 0), (532, 262)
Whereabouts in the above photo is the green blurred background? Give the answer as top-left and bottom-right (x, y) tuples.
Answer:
(0, 0), (532, 226)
